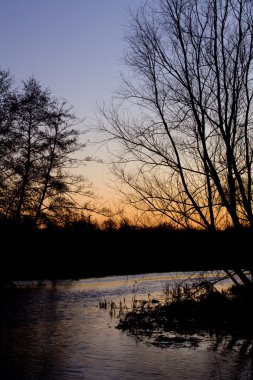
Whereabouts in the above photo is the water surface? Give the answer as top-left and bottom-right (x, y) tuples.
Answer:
(1, 272), (252, 379)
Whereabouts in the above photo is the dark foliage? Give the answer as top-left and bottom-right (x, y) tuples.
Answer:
(1, 219), (252, 281)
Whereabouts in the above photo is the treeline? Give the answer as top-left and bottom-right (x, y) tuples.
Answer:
(0, 69), (92, 228)
(1, 217), (252, 281)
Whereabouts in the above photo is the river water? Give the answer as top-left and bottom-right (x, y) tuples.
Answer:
(1, 272), (252, 379)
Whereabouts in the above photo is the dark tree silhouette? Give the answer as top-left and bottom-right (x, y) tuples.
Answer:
(99, 0), (253, 285)
(100, 0), (253, 232)
(0, 69), (14, 209)
(0, 73), (95, 226)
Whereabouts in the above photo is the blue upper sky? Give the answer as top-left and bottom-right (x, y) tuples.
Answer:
(0, 0), (143, 199)
(0, 0), (142, 121)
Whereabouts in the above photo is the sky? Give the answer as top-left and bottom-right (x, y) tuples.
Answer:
(0, 0), (143, 203)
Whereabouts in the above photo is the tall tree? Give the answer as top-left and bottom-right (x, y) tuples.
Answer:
(0, 69), (14, 213)
(100, 0), (253, 231)
(0, 76), (94, 226)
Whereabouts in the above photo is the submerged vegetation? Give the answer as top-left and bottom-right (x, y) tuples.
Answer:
(118, 285), (253, 339)
(113, 279), (253, 354)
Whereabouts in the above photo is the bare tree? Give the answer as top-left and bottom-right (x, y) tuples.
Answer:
(0, 69), (14, 213)
(100, 0), (253, 231)
(0, 76), (97, 226)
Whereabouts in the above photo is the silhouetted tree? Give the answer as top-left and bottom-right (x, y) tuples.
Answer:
(0, 69), (14, 211)
(102, 218), (118, 231)
(100, 0), (253, 232)
(0, 75), (94, 226)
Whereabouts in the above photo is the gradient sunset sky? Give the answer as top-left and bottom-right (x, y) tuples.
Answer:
(0, 0), (143, 200)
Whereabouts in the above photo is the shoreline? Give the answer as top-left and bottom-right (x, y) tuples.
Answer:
(1, 226), (252, 281)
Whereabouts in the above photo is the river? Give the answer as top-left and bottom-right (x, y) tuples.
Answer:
(1, 272), (252, 379)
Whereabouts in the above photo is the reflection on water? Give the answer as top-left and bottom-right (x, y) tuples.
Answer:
(1, 272), (253, 380)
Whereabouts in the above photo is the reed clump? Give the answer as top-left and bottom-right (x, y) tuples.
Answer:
(116, 282), (253, 347)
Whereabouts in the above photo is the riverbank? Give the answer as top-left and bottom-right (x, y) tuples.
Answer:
(1, 222), (252, 280)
